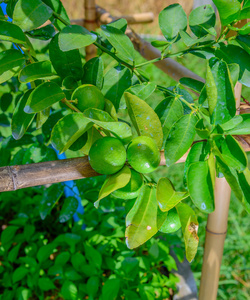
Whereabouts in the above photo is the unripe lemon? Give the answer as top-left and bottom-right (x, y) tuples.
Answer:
(127, 136), (160, 173)
(159, 208), (181, 234)
(88, 137), (126, 175)
(71, 84), (105, 112)
(112, 169), (143, 199)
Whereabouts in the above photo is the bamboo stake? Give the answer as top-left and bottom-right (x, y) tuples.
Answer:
(199, 82), (242, 300)
(84, 0), (97, 61)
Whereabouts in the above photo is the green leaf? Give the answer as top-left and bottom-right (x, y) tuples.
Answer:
(12, 267), (28, 284)
(61, 280), (78, 300)
(24, 82), (65, 113)
(102, 65), (132, 110)
(84, 242), (102, 269)
(26, 24), (56, 40)
(189, 5), (216, 37)
(50, 113), (93, 153)
(238, 22), (250, 35)
(49, 33), (83, 80)
(184, 141), (209, 185)
(1, 226), (19, 245)
(206, 58), (236, 124)
(8, 243), (22, 263)
(228, 63), (240, 86)
(125, 185), (158, 249)
(159, 208), (181, 234)
(124, 92), (163, 149)
(179, 77), (205, 93)
(87, 277), (99, 298)
(155, 96), (183, 148)
(221, 135), (247, 172)
(36, 108), (50, 129)
(106, 18), (128, 33)
(126, 82), (156, 100)
(59, 197), (79, 223)
(37, 243), (56, 264)
(84, 108), (132, 144)
(101, 279), (120, 300)
(237, 168), (250, 207)
(104, 99), (118, 121)
(0, 49), (25, 75)
(101, 23), (135, 64)
(59, 25), (97, 52)
(195, 119), (211, 139)
(0, 20), (26, 44)
(236, 34), (250, 55)
(95, 166), (131, 208)
(39, 184), (64, 220)
(42, 0), (70, 31)
(11, 90), (35, 140)
(156, 178), (188, 212)
(82, 56), (104, 90)
(164, 114), (197, 167)
(212, 0), (241, 25)
(216, 44), (250, 87)
(187, 161), (215, 213)
(159, 4), (187, 42)
(224, 114), (250, 135)
(38, 278), (56, 291)
(19, 61), (57, 83)
(13, 0), (53, 31)
(176, 203), (199, 262)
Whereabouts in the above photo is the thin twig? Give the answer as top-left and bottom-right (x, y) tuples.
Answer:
(241, 95), (250, 106)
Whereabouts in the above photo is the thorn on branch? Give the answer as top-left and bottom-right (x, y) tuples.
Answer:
(241, 95), (250, 106)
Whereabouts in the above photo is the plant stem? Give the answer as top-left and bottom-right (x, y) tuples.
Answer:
(53, 11), (70, 26)
(61, 98), (81, 112)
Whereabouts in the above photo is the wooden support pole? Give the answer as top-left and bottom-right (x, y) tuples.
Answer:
(84, 0), (97, 61)
(199, 82), (242, 300)
(95, 6), (205, 83)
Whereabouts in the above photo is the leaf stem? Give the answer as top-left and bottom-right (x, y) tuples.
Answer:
(61, 98), (81, 112)
(52, 11), (70, 26)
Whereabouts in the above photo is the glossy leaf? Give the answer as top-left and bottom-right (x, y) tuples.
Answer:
(13, 0), (53, 31)
(59, 25), (97, 52)
(0, 49), (25, 75)
(176, 203), (199, 262)
(155, 96), (183, 148)
(11, 90), (35, 140)
(69, 132), (88, 151)
(212, 0), (241, 25)
(125, 185), (158, 249)
(238, 22), (250, 35)
(187, 161), (215, 213)
(206, 58), (236, 124)
(216, 44), (250, 87)
(49, 33), (83, 80)
(179, 77), (205, 93)
(101, 24), (135, 64)
(164, 114), (197, 166)
(126, 82), (156, 100)
(221, 135), (247, 172)
(26, 24), (56, 40)
(224, 114), (250, 135)
(59, 197), (79, 223)
(189, 5), (216, 37)
(81, 127), (103, 155)
(159, 208), (181, 234)
(36, 108), (50, 129)
(42, 0), (70, 31)
(220, 115), (244, 131)
(50, 113), (93, 153)
(39, 184), (64, 220)
(24, 82), (65, 113)
(19, 61), (56, 83)
(237, 168), (250, 207)
(104, 99), (118, 121)
(94, 166), (131, 208)
(236, 35), (250, 56)
(156, 177), (188, 212)
(124, 92), (163, 149)
(184, 141), (209, 185)
(84, 108), (132, 144)
(12, 267), (28, 284)
(102, 65), (132, 110)
(82, 56), (104, 90)
(0, 20), (26, 44)
(159, 4), (187, 42)
(195, 119), (211, 139)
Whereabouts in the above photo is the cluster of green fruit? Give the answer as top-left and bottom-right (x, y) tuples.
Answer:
(88, 135), (161, 199)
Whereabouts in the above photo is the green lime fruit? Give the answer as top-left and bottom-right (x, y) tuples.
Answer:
(126, 136), (160, 173)
(159, 208), (181, 234)
(71, 84), (105, 112)
(112, 169), (144, 199)
(88, 137), (126, 175)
